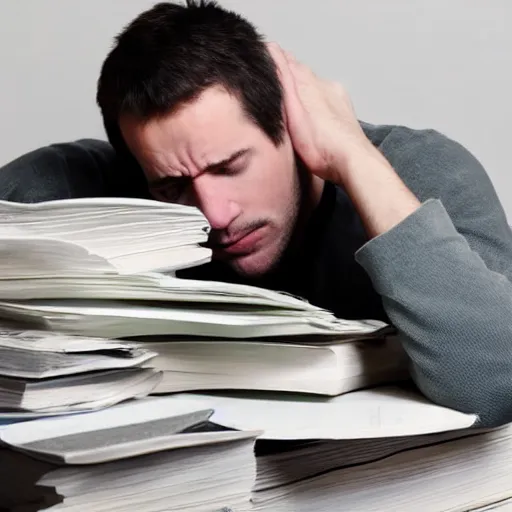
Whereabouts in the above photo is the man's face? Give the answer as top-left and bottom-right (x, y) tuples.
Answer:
(120, 86), (301, 278)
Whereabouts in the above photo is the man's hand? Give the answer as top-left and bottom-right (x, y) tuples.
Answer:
(267, 42), (378, 184)
(267, 42), (421, 238)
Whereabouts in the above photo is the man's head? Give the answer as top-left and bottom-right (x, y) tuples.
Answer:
(97, 1), (309, 278)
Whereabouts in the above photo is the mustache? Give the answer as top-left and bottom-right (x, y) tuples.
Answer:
(205, 220), (267, 248)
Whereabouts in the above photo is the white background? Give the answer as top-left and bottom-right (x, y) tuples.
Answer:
(1, 0), (510, 217)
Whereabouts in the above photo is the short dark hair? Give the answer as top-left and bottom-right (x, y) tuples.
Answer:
(96, 0), (285, 162)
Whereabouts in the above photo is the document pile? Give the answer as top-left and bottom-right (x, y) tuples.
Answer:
(0, 328), (159, 415)
(0, 196), (510, 512)
(0, 196), (404, 399)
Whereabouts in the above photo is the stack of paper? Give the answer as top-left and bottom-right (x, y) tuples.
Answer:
(154, 390), (512, 512)
(0, 297), (388, 339)
(0, 270), (338, 310)
(0, 399), (259, 511)
(0, 198), (391, 343)
(0, 328), (160, 415)
(0, 196), (407, 398)
(1, 193), (510, 511)
(0, 197), (211, 275)
(2, 390), (510, 512)
(171, 387), (510, 512)
(252, 425), (512, 512)
(0, 298), (404, 397)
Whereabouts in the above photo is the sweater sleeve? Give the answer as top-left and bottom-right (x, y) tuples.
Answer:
(0, 139), (118, 202)
(355, 131), (512, 428)
(0, 139), (149, 202)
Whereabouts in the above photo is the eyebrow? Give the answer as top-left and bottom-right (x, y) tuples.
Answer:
(148, 148), (251, 189)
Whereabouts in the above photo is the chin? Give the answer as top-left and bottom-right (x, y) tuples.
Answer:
(229, 245), (282, 279)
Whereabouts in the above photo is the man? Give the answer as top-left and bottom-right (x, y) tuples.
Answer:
(1, 0), (512, 428)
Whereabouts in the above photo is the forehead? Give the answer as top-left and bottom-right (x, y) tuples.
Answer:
(119, 86), (258, 175)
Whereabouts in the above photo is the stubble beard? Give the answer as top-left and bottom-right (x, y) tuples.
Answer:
(230, 155), (307, 279)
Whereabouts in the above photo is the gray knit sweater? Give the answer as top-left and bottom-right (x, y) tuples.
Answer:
(359, 122), (512, 428)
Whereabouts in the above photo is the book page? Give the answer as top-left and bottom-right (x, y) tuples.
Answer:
(172, 386), (478, 440)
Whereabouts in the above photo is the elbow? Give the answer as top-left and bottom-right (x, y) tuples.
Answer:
(412, 366), (512, 429)
(468, 396), (512, 429)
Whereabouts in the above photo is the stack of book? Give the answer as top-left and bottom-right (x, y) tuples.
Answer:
(1, 393), (511, 511)
(0, 196), (405, 399)
(0, 196), (510, 511)
(0, 327), (160, 417)
(0, 398), (259, 511)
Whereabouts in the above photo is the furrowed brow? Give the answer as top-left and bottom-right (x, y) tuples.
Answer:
(203, 149), (250, 173)
(148, 148), (250, 188)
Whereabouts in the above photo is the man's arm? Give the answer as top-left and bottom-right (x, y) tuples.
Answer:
(353, 128), (512, 428)
(268, 43), (512, 427)
(0, 139), (117, 202)
(0, 139), (148, 202)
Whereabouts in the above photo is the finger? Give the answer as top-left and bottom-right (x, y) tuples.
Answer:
(266, 43), (305, 127)
(266, 43), (295, 94)
(280, 48), (318, 83)
(265, 42), (317, 164)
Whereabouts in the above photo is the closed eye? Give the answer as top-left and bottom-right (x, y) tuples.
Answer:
(210, 165), (242, 176)
(205, 149), (251, 176)
(150, 177), (189, 202)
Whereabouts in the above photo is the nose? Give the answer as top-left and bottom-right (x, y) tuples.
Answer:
(192, 175), (241, 231)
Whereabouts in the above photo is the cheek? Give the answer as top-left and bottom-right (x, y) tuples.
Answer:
(252, 146), (295, 192)
(260, 152), (297, 208)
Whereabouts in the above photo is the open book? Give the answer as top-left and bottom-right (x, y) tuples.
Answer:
(0, 197), (211, 275)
